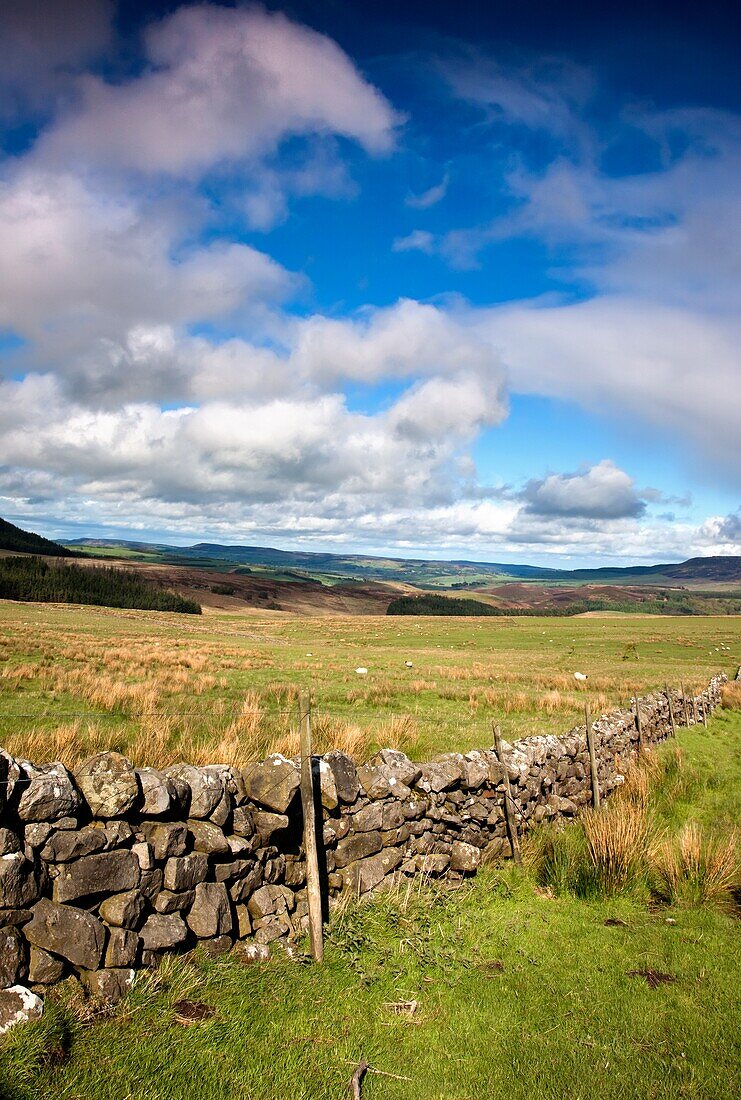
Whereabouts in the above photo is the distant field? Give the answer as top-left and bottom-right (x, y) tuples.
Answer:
(1, 601), (738, 768)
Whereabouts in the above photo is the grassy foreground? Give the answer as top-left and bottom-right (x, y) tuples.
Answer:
(0, 601), (739, 766)
(2, 709), (739, 1100)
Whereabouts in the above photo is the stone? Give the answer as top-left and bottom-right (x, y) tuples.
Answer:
(188, 819), (230, 856)
(242, 755), (300, 813)
(139, 913), (188, 952)
(154, 889), (194, 914)
(254, 914), (292, 944)
(139, 867), (164, 901)
(0, 986), (44, 1035)
(340, 848), (403, 895)
(99, 889), (145, 929)
(140, 821), (187, 861)
(318, 760), (338, 810)
(419, 757), (463, 793)
(450, 841), (481, 873)
(372, 749), (422, 787)
(350, 802), (384, 832)
(75, 752), (139, 818)
(0, 829), (21, 857)
(28, 947), (65, 985)
(252, 812), (289, 844)
(247, 885), (294, 919)
(165, 765), (224, 819)
(16, 763), (79, 823)
(105, 927), (139, 968)
(324, 751), (360, 803)
(41, 825), (109, 863)
(186, 882), (232, 939)
(234, 941), (271, 963)
(137, 768), (173, 815)
(130, 841), (153, 872)
(0, 852), (38, 908)
(228, 865), (264, 904)
(415, 853), (450, 875)
(22, 822), (53, 850)
(234, 905), (252, 938)
(381, 803), (406, 832)
(209, 791), (231, 828)
(24, 899), (105, 970)
(53, 850), (139, 904)
(199, 935), (232, 957)
(0, 926), (25, 986)
(231, 807), (254, 837)
(0, 751), (21, 813)
(81, 968), (135, 1005)
(163, 852), (208, 892)
(461, 752), (490, 790)
(333, 831), (382, 869)
(356, 765), (392, 800)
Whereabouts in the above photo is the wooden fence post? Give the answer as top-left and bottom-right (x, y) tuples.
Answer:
(692, 694), (699, 727)
(700, 695), (708, 727)
(681, 682), (689, 727)
(492, 724), (522, 866)
(298, 691), (324, 963)
(664, 683), (676, 738)
(584, 703), (601, 809)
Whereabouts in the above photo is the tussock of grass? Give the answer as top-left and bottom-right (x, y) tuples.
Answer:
(650, 822), (740, 910)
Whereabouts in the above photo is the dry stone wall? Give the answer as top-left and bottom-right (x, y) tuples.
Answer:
(0, 674), (726, 1020)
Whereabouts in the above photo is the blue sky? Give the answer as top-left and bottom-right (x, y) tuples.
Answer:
(0, 0), (738, 566)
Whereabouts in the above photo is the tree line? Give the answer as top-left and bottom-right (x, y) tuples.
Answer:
(0, 557), (201, 614)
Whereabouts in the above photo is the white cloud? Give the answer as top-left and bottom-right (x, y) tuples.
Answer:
(36, 4), (399, 176)
(521, 461), (645, 519)
(406, 173), (449, 209)
(0, 0), (114, 118)
(392, 229), (436, 253)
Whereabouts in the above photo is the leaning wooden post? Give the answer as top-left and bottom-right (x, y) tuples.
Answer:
(584, 702), (601, 809)
(492, 724), (522, 866)
(681, 682), (689, 727)
(298, 691), (324, 963)
(664, 683), (676, 738)
(692, 694), (699, 727)
(700, 694), (708, 728)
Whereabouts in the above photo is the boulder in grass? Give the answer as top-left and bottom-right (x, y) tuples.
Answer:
(0, 986), (43, 1035)
(450, 840), (481, 873)
(75, 753), (139, 818)
(81, 968), (135, 1006)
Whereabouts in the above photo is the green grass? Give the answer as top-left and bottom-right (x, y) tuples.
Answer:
(0, 602), (739, 764)
(2, 711), (739, 1100)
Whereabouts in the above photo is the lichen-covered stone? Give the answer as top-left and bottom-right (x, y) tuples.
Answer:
(450, 840), (481, 873)
(75, 753), (139, 818)
(324, 751), (360, 803)
(137, 768), (174, 815)
(188, 819), (230, 855)
(0, 852), (38, 908)
(186, 882), (232, 938)
(0, 829), (21, 857)
(53, 850), (139, 904)
(242, 755), (300, 813)
(139, 913), (188, 952)
(80, 967), (134, 1005)
(0, 985), (43, 1034)
(41, 825), (109, 863)
(24, 899), (105, 970)
(252, 811), (289, 844)
(165, 765), (224, 819)
(104, 927), (139, 968)
(163, 852), (208, 893)
(28, 946), (65, 985)
(17, 763), (79, 822)
(99, 889), (145, 930)
(333, 831), (382, 869)
(0, 926), (25, 986)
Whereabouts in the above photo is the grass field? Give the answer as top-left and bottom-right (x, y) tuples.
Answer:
(2, 707), (739, 1100)
(0, 602), (739, 768)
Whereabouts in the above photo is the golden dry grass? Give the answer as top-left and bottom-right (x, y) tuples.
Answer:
(650, 822), (740, 909)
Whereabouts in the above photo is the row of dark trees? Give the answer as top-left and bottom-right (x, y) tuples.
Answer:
(386, 592), (740, 617)
(0, 556), (201, 614)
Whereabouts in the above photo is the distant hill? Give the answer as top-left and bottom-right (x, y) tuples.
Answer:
(0, 517), (73, 557)
(66, 537), (741, 587)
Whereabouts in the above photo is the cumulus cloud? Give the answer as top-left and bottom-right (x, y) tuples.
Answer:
(35, 4), (398, 175)
(521, 461), (646, 519)
(0, 0), (114, 118)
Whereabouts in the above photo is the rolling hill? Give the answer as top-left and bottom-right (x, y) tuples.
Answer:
(0, 517), (73, 557)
